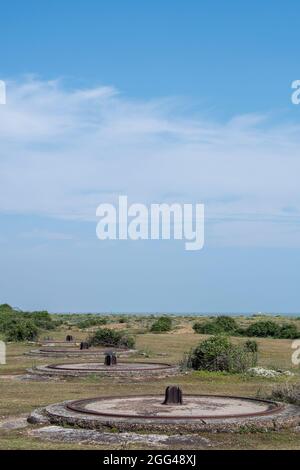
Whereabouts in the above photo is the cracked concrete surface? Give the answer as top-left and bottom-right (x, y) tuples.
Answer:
(28, 425), (212, 448)
(0, 414), (29, 430)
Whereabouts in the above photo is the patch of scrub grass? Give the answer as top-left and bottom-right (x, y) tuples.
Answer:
(191, 369), (292, 384)
(1, 428), (300, 451)
(0, 430), (120, 450)
(192, 370), (238, 380)
(207, 430), (300, 450)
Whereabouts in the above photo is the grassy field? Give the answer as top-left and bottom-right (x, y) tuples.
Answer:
(0, 314), (300, 450)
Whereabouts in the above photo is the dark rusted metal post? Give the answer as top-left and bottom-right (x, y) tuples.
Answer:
(162, 386), (183, 405)
(104, 352), (117, 366)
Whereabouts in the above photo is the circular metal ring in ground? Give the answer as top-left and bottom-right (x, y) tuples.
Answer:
(26, 347), (136, 358)
(50, 362), (178, 373)
(41, 341), (78, 345)
(67, 394), (283, 420)
(39, 347), (132, 354)
(28, 362), (180, 379)
(39, 341), (81, 348)
(37, 396), (300, 433)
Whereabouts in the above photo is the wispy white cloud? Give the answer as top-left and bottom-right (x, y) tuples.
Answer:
(0, 77), (300, 246)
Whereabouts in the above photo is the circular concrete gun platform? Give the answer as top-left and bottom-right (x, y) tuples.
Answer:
(28, 390), (300, 433)
(26, 347), (136, 358)
(41, 340), (79, 346)
(28, 361), (180, 379)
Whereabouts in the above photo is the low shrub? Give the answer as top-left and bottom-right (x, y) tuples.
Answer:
(26, 311), (55, 330)
(0, 305), (54, 340)
(244, 320), (280, 338)
(0, 303), (14, 313)
(88, 328), (135, 349)
(118, 316), (128, 324)
(278, 323), (300, 339)
(4, 319), (38, 342)
(193, 322), (220, 335)
(270, 383), (300, 405)
(78, 317), (107, 329)
(193, 316), (238, 335)
(150, 316), (172, 333)
(194, 317), (300, 340)
(244, 320), (300, 339)
(186, 335), (257, 373)
(244, 339), (258, 353)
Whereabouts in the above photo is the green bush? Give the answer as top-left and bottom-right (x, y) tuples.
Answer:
(88, 328), (135, 349)
(193, 316), (238, 335)
(194, 317), (300, 340)
(278, 323), (300, 339)
(4, 319), (38, 342)
(244, 339), (258, 353)
(187, 335), (257, 373)
(193, 321), (221, 335)
(0, 303), (14, 313)
(0, 305), (54, 341)
(26, 311), (55, 330)
(243, 320), (300, 339)
(214, 316), (238, 332)
(118, 316), (128, 324)
(78, 317), (107, 329)
(244, 320), (280, 338)
(150, 316), (172, 333)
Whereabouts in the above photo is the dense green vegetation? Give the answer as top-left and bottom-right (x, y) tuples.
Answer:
(0, 304), (55, 342)
(150, 316), (172, 333)
(244, 339), (258, 353)
(1, 303), (299, 345)
(77, 317), (107, 329)
(88, 327), (135, 348)
(193, 315), (238, 335)
(186, 335), (258, 373)
(193, 316), (300, 339)
(244, 320), (300, 339)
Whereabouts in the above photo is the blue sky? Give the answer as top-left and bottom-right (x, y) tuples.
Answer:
(0, 1), (300, 313)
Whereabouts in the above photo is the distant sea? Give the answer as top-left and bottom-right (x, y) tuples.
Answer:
(51, 311), (300, 317)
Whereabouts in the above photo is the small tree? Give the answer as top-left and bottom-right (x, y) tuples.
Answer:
(88, 328), (135, 349)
